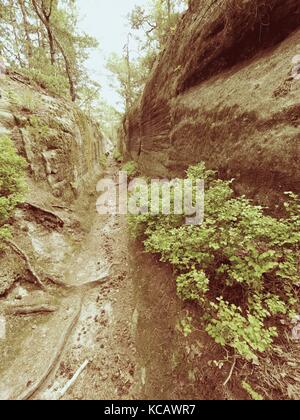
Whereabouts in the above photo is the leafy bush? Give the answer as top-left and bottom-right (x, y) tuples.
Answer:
(12, 51), (69, 99)
(113, 148), (123, 163)
(122, 160), (139, 180)
(27, 116), (51, 141)
(0, 136), (26, 241)
(99, 154), (108, 168)
(8, 88), (41, 113)
(242, 381), (264, 401)
(128, 162), (300, 362)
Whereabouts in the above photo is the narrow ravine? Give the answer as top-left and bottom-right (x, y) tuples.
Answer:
(29, 162), (142, 400)
(0, 158), (234, 401)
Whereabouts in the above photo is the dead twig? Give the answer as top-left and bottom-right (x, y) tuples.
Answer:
(5, 240), (47, 291)
(58, 359), (90, 399)
(223, 356), (237, 387)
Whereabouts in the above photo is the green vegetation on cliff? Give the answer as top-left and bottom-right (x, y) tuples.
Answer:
(129, 163), (300, 362)
(0, 0), (98, 109)
(0, 136), (26, 241)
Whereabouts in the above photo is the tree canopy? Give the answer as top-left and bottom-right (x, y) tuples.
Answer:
(106, 0), (188, 112)
(0, 0), (98, 105)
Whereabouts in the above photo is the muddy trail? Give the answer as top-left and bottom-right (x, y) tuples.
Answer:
(34, 181), (139, 399)
(0, 163), (144, 400)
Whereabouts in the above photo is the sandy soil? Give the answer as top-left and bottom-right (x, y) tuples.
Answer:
(32, 165), (142, 400)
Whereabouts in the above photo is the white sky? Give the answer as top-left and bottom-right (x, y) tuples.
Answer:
(76, 0), (148, 110)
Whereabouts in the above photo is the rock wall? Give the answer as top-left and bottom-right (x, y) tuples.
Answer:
(0, 75), (103, 201)
(123, 0), (300, 205)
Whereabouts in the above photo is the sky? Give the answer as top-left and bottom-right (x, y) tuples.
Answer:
(76, 0), (148, 110)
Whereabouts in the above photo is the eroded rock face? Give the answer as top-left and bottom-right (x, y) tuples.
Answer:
(123, 0), (300, 205)
(0, 76), (103, 200)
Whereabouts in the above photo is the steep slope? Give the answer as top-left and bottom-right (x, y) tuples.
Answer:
(0, 74), (104, 296)
(0, 75), (103, 201)
(122, 0), (300, 204)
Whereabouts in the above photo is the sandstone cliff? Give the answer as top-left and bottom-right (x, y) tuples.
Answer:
(122, 0), (300, 205)
(0, 74), (104, 296)
(0, 75), (103, 201)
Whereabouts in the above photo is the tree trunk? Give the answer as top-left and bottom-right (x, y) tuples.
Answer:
(9, 0), (23, 66)
(124, 35), (132, 113)
(53, 36), (76, 102)
(18, 0), (33, 62)
(31, 0), (76, 101)
(31, 0), (56, 64)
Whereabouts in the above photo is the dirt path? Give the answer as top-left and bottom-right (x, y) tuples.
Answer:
(30, 165), (142, 400)
(0, 162), (213, 401)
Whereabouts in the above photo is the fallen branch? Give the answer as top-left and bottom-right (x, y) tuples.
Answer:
(58, 359), (90, 400)
(5, 240), (47, 291)
(6, 304), (57, 316)
(223, 357), (237, 387)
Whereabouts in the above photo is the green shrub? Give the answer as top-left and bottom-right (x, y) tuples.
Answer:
(27, 116), (51, 141)
(122, 160), (139, 180)
(242, 381), (264, 401)
(128, 162), (300, 362)
(8, 88), (42, 113)
(113, 148), (123, 163)
(99, 154), (108, 168)
(0, 136), (27, 241)
(12, 52), (69, 99)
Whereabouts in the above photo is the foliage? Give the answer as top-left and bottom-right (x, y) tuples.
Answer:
(128, 162), (300, 362)
(113, 148), (123, 163)
(0, 136), (26, 241)
(96, 101), (122, 141)
(106, 51), (147, 112)
(106, 0), (188, 111)
(242, 381), (264, 401)
(177, 315), (194, 338)
(27, 116), (51, 141)
(99, 154), (108, 169)
(129, 0), (188, 51)
(0, 0), (99, 106)
(8, 88), (41, 113)
(122, 161), (139, 180)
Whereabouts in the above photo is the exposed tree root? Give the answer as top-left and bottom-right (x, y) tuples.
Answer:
(223, 357), (237, 387)
(46, 276), (70, 289)
(72, 273), (111, 291)
(46, 266), (112, 291)
(6, 304), (57, 316)
(16, 297), (83, 401)
(5, 240), (47, 291)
